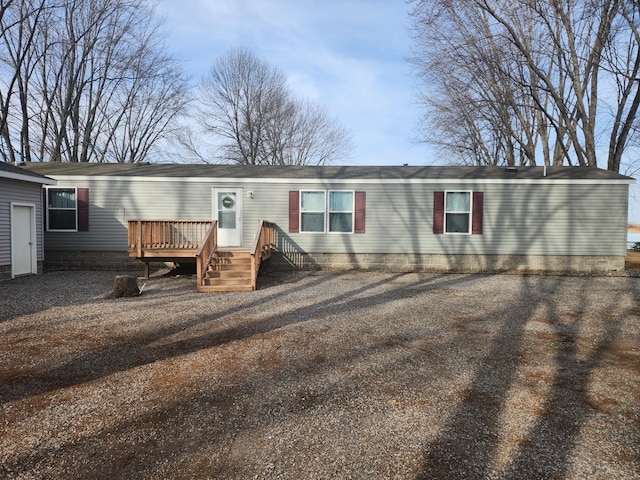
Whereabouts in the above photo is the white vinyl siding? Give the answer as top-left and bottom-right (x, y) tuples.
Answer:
(39, 177), (629, 257)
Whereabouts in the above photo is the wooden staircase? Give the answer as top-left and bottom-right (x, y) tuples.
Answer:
(127, 219), (275, 292)
(196, 220), (275, 292)
(202, 249), (255, 292)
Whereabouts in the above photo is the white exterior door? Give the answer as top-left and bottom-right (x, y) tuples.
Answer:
(214, 188), (242, 247)
(11, 204), (36, 277)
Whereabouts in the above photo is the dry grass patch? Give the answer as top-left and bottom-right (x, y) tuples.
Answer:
(626, 250), (640, 270)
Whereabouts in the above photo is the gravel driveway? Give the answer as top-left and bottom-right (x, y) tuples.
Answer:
(1, 269), (639, 479)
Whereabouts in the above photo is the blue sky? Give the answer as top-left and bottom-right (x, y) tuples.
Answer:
(156, 0), (639, 222)
(156, 0), (429, 167)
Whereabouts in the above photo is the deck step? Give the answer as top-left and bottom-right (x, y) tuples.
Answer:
(213, 260), (251, 267)
(209, 263), (252, 271)
(215, 251), (251, 257)
(205, 270), (251, 279)
(198, 284), (255, 292)
(199, 249), (255, 291)
(204, 276), (252, 284)
(203, 272), (251, 284)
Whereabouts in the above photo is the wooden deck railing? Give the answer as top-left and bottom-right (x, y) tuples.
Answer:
(128, 219), (275, 291)
(128, 220), (213, 257)
(250, 220), (276, 290)
(195, 221), (218, 285)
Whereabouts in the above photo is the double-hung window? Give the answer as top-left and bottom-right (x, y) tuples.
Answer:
(445, 191), (471, 233)
(433, 190), (483, 235)
(300, 191), (326, 232)
(47, 188), (78, 231)
(45, 187), (89, 232)
(328, 191), (354, 233)
(299, 190), (355, 233)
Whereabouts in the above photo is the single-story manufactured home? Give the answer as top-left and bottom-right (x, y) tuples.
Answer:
(0, 162), (56, 281)
(20, 162), (635, 290)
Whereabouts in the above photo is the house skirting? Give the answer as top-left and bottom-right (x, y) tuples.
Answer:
(270, 252), (626, 274)
(43, 251), (142, 272)
(0, 264), (10, 282)
(41, 250), (625, 275)
(0, 261), (44, 282)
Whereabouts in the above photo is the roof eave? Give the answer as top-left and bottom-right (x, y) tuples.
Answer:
(43, 174), (635, 185)
(1, 170), (57, 185)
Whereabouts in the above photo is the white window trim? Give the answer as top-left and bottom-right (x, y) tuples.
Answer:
(299, 190), (355, 234)
(46, 186), (78, 232)
(328, 190), (355, 234)
(300, 190), (326, 234)
(444, 190), (472, 235)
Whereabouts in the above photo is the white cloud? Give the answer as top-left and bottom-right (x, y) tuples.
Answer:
(156, 0), (428, 165)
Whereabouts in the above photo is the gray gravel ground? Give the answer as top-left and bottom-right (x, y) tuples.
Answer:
(0, 268), (639, 479)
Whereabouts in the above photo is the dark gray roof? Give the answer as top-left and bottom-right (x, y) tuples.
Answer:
(1, 161), (56, 184)
(18, 162), (635, 182)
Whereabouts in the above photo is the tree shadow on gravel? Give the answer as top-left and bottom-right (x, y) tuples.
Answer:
(2, 272), (638, 479)
(1, 271), (489, 479)
(0, 271), (119, 322)
(416, 275), (639, 480)
(0, 270), (475, 404)
(0, 297), (457, 480)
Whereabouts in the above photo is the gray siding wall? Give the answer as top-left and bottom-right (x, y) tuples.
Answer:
(44, 177), (629, 257)
(0, 178), (45, 266)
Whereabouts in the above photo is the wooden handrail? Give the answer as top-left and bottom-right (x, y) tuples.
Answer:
(128, 219), (274, 292)
(196, 221), (218, 285)
(250, 220), (276, 290)
(128, 220), (212, 253)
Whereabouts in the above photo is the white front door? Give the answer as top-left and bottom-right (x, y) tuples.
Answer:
(11, 204), (36, 277)
(214, 188), (242, 247)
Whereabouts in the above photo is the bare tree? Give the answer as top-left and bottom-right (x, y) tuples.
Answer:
(198, 47), (288, 165)
(0, 0), (49, 163)
(198, 47), (352, 165)
(0, 0), (189, 163)
(409, 0), (640, 172)
(91, 12), (191, 163)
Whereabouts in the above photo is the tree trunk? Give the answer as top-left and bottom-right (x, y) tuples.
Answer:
(106, 275), (140, 298)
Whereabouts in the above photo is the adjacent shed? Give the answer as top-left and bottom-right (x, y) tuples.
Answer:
(21, 162), (634, 278)
(0, 162), (56, 281)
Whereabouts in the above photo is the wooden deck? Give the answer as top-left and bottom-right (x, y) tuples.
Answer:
(128, 220), (210, 276)
(127, 220), (275, 291)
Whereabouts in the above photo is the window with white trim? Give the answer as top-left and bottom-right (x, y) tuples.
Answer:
(300, 190), (326, 232)
(328, 191), (354, 233)
(445, 191), (471, 233)
(299, 190), (354, 233)
(47, 187), (77, 231)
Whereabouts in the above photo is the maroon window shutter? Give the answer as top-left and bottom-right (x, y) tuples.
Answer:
(289, 191), (299, 233)
(472, 191), (483, 235)
(77, 188), (89, 231)
(433, 191), (444, 234)
(354, 191), (366, 233)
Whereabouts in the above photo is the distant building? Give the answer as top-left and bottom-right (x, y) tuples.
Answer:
(1, 163), (56, 280)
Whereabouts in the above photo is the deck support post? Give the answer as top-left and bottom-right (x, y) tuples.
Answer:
(136, 221), (142, 257)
